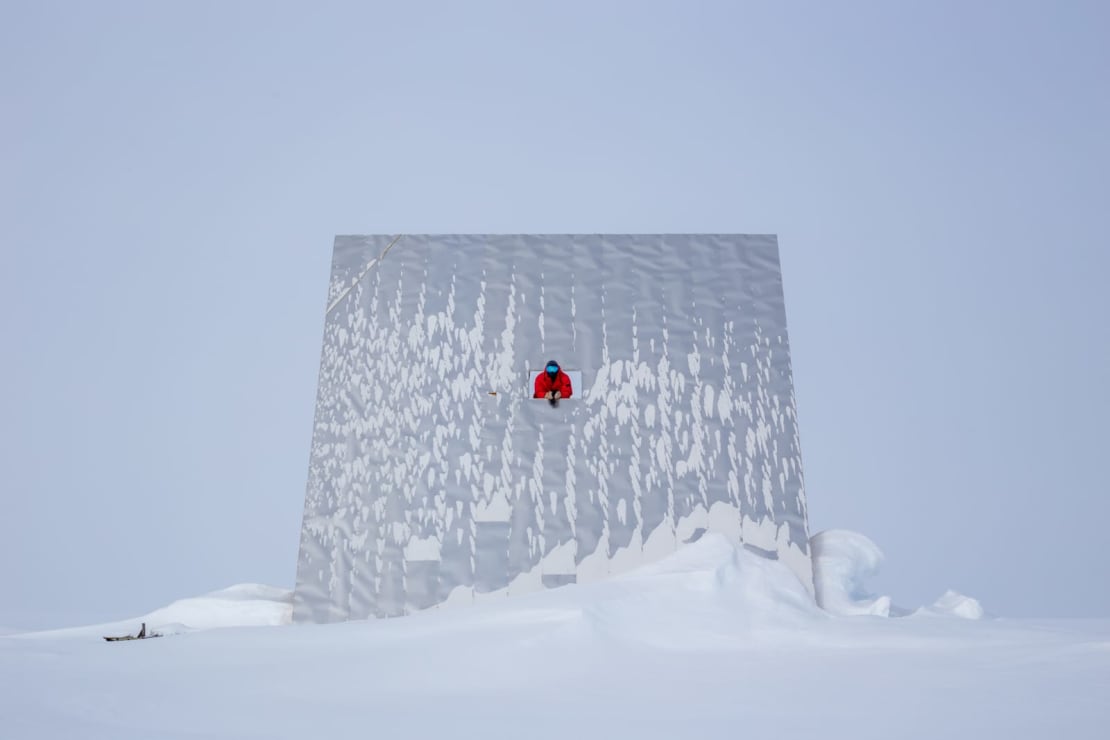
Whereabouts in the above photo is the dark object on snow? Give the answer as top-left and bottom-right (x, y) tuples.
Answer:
(104, 622), (161, 642)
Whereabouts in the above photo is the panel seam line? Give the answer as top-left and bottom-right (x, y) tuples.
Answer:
(326, 234), (405, 315)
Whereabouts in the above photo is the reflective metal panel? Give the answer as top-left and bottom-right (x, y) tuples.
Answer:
(294, 235), (811, 622)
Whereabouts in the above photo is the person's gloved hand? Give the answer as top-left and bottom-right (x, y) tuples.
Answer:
(545, 391), (555, 400)
(553, 391), (561, 400)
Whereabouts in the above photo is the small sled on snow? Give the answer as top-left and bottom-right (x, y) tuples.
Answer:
(103, 622), (161, 642)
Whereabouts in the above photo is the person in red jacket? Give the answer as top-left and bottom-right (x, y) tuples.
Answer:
(534, 360), (573, 406)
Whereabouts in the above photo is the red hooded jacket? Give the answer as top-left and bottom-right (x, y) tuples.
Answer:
(534, 369), (573, 399)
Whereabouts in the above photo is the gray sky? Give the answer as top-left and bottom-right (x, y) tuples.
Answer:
(2, 0), (1107, 628)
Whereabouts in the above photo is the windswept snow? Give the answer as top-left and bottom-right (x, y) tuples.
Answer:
(920, 589), (987, 619)
(139, 583), (292, 633)
(15, 584), (292, 640)
(812, 530), (986, 620)
(812, 529), (895, 616)
(3, 532), (1107, 739)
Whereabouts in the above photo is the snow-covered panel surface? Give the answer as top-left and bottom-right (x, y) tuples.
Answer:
(295, 234), (811, 622)
(5, 533), (1109, 740)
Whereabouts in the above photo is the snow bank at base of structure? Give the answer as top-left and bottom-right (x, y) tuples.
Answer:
(616, 533), (824, 626)
(560, 533), (827, 649)
(6, 534), (1103, 740)
(13, 529), (984, 643)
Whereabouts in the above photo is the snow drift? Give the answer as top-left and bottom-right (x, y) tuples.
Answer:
(812, 529), (984, 619)
(4, 531), (1107, 740)
(11, 530), (988, 641)
(920, 589), (986, 619)
(15, 584), (292, 640)
(812, 529), (894, 616)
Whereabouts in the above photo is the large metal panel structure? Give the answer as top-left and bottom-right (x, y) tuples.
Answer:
(294, 235), (811, 623)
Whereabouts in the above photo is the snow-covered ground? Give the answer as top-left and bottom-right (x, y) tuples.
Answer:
(3, 532), (1108, 739)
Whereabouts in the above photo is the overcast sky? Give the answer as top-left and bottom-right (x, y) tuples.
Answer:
(2, 0), (1108, 628)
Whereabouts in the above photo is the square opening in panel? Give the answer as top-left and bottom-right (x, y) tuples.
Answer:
(530, 368), (583, 401)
